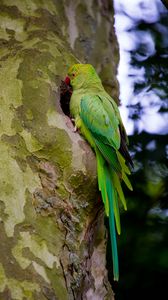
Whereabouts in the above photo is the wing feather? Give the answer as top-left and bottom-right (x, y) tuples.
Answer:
(80, 95), (120, 150)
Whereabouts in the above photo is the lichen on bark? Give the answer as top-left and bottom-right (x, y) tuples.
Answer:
(0, 0), (118, 299)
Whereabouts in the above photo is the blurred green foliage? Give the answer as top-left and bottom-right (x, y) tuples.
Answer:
(108, 2), (168, 299)
(114, 132), (168, 300)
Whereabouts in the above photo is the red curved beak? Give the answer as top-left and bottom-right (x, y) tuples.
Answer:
(64, 76), (70, 85)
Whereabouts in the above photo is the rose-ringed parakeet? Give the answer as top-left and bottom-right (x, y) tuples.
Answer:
(64, 64), (133, 281)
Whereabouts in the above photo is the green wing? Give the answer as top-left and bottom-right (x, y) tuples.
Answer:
(80, 94), (122, 172)
(80, 94), (132, 205)
(80, 94), (120, 150)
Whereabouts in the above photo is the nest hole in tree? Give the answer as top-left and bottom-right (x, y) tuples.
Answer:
(60, 80), (72, 117)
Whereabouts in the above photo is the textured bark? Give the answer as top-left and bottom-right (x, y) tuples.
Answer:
(0, 0), (119, 299)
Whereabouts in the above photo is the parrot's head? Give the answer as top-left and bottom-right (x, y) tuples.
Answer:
(64, 64), (101, 90)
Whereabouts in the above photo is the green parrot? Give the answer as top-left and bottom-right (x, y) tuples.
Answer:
(64, 64), (133, 281)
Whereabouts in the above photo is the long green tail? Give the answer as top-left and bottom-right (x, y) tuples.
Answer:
(105, 163), (119, 281)
(96, 146), (133, 281)
(96, 149), (119, 281)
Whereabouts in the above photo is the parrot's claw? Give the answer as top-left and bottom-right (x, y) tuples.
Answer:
(73, 125), (77, 132)
(71, 118), (78, 132)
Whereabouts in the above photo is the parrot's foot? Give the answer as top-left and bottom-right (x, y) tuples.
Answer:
(65, 117), (78, 132)
(71, 118), (78, 132)
(73, 125), (77, 132)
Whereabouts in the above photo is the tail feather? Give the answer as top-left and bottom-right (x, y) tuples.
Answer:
(105, 163), (119, 281)
(96, 148), (119, 281)
(116, 150), (133, 191)
(112, 172), (127, 210)
(112, 187), (121, 235)
(95, 139), (121, 173)
(96, 149), (109, 215)
(122, 172), (133, 191)
(116, 150), (131, 175)
(96, 147), (132, 281)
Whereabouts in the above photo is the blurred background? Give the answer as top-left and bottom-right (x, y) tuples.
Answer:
(107, 0), (168, 299)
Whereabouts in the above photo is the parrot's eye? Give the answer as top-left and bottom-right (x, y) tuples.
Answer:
(72, 73), (75, 77)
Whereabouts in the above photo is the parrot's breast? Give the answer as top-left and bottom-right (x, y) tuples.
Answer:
(70, 91), (82, 118)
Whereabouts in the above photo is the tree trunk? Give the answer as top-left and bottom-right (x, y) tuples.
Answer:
(0, 1), (119, 299)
